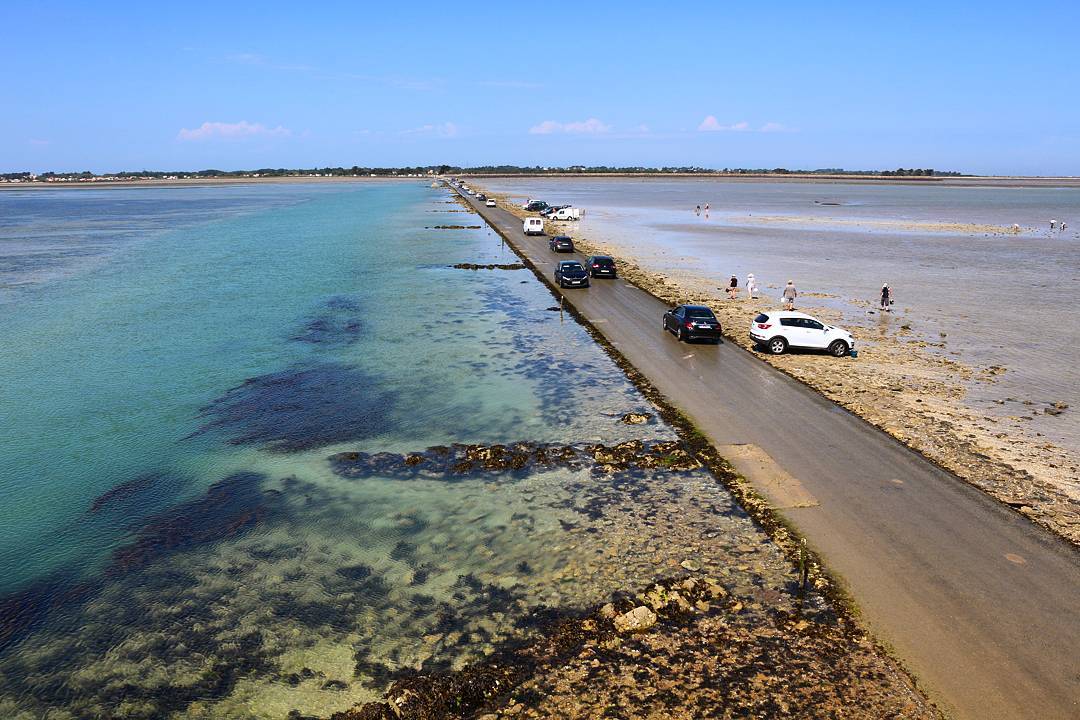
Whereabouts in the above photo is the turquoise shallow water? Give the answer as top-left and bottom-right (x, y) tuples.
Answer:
(0, 182), (794, 717)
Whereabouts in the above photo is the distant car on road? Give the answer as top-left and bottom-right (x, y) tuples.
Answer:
(663, 305), (722, 342)
(476, 193), (487, 201)
(523, 217), (545, 235)
(485, 198), (496, 207)
(749, 311), (854, 357)
(525, 200), (549, 212)
(554, 260), (590, 288)
(549, 235), (574, 252)
(586, 255), (617, 278)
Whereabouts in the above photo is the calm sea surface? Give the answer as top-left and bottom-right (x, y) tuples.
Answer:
(479, 178), (1080, 453)
(0, 183), (792, 717)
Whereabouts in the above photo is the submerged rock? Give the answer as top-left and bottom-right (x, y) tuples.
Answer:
(110, 471), (278, 572)
(88, 471), (169, 514)
(619, 412), (651, 425)
(452, 263), (526, 271)
(194, 362), (394, 452)
(290, 295), (364, 347)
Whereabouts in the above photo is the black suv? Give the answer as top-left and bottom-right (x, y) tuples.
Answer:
(554, 260), (590, 288)
(525, 201), (549, 212)
(549, 236), (574, 252)
(540, 204), (568, 217)
(586, 255), (617, 278)
(663, 305), (722, 342)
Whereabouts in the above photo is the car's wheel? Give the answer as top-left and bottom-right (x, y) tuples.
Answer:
(677, 326), (686, 342)
(829, 340), (850, 357)
(768, 337), (787, 355)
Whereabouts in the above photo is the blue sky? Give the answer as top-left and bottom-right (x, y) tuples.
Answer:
(2, 1), (1077, 175)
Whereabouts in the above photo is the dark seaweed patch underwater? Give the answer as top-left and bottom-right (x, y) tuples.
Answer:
(194, 362), (395, 452)
(291, 295), (365, 347)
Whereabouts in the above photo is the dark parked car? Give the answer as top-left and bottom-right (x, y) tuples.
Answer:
(539, 204), (568, 217)
(476, 193), (487, 201)
(549, 235), (574, 252)
(525, 201), (549, 212)
(586, 255), (617, 278)
(663, 305), (722, 342)
(554, 260), (590, 288)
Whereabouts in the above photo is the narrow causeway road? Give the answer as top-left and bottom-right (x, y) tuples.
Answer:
(460, 190), (1080, 720)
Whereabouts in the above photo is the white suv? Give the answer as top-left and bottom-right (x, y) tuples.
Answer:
(749, 311), (854, 357)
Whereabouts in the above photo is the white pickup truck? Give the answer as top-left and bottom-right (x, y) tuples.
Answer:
(550, 207), (583, 221)
(522, 217), (545, 235)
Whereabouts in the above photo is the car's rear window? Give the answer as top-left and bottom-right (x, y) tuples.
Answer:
(754, 313), (770, 323)
(593, 257), (614, 265)
(686, 308), (715, 319)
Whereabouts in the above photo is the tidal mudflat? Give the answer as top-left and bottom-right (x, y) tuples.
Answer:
(478, 177), (1080, 545)
(0, 183), (930, 718)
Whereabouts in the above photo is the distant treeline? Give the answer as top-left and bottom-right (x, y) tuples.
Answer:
(1, 165), (964, 181)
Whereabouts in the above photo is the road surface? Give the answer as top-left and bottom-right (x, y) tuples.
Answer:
(459, 190), (1080, 720)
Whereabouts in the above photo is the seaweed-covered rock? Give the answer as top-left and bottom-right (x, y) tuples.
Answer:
(328, 440), (702, 481)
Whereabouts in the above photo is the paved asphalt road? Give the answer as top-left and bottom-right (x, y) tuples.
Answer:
(459, 191), (1080, 720)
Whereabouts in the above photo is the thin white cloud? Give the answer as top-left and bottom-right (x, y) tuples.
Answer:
(760, 122), (793, 133)
(177, 121), (292, 142)
(225, 52), (265, 65)
(698, 116), (795, 133)
(399, 122), (459, 138)
(698, 116), (750, 132)
(474, 79), (543, 89)
(529, 118), (611, 135)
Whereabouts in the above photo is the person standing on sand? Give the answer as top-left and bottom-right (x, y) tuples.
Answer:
(695, 205), (700, 215)
(880, 283), (892, 312)
(1050, 219), (1057, 231)
(726, 274), (739, 299)
(746, 273), (757, 299)
(783, 281), (797, 310)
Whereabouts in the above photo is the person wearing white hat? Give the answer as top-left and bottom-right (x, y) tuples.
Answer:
(745, 273), (757, 299)
(880, 283), (892, 312)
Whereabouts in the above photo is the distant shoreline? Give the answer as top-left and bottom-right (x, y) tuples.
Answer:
(2, 173), (1079, 191)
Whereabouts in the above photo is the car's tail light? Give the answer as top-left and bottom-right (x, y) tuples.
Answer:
(684, 321), (694, 329)
(757, 323), (772, 329)
(592, 264), (599, 268)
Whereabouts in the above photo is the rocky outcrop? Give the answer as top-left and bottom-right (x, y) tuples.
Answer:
(612, 606), (656, 633)
(328, 440), (701, 481)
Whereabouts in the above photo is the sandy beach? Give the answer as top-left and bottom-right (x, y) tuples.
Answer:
(475, 181), (1080, 547)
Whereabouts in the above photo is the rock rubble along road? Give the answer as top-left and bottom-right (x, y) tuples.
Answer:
(459, 191), (1080, 720)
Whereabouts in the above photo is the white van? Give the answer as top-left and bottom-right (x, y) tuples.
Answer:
(523, 217), (545, 235)
(550, 207), (583, 221)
